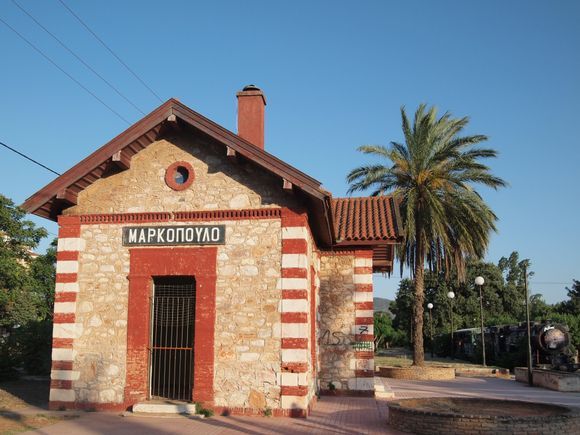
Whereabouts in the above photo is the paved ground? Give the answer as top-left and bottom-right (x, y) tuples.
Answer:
(19, 377), (580, 434)
(386, 376), (580, 408)
(20, 397), (398, 435)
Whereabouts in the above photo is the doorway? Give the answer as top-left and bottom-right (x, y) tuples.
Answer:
(149, 276), (196, 401)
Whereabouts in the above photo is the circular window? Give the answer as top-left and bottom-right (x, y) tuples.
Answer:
(165, 161), (194, 191)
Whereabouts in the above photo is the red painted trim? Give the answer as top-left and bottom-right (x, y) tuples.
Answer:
(282, 290), (308, 299)
(354, 267), (372, 274)
(281, 312), (307, 323)
(53, 313), (75, 323)
(125, 247), (217, 408)
(164, 161), (195, 191)
(49, 401), (127, 412)
(55, 273), (77, 283)
(355, 284), (373, 292)
(77, 208), (281, 225)
(282, 239), (308, 253)
(280, 385), (308, 396)
(282, 268), (307, 278)
(58, 227), (81, 238)
(52, 361), (73, 370)
(310, 266), (317, 380)
(281, 338), (308, 349)
(57, 251), (79, 261)
(58, 215), (81, 226)
(354, 351), (374, 359)
(355, 370), (375, 378)
(52, 338), (74, 348)
(355, 301), (374, 310)
(281, 362), (308, 373)
(175, 208), (281, 222)
(55, 292), (77, 303)
(355, 317), (374, 325)
(51, 379), (73, 389)
(355, 334), (374, 342)
(57, 216), (81, 238)
(319, 250), (356, 256)
(281, 208), (308, 227)
(354, 249), (374, 258)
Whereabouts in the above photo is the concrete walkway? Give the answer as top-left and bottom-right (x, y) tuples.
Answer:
(21, 377), (580, 434)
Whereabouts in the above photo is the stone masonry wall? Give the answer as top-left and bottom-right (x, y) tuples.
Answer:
(73, 217), (283, 407)
(64, 135), (299, 216)
(318, 253), (356, 391)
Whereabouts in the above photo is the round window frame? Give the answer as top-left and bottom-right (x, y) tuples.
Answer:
(165, 161), (195, 191)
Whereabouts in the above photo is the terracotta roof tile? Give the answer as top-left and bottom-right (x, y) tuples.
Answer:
(331, 196), (401, 243)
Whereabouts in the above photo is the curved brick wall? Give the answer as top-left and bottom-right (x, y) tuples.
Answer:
(378, 366), (455, 380)
(388, 398), (580, 435)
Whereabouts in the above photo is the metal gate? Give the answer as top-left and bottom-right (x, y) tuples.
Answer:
(149, 277), (196, 401)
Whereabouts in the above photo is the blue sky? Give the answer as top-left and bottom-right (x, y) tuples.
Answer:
(1, 1), (578, 303)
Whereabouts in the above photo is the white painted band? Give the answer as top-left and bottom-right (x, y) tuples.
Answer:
(347, 378), (375, 391)
(279, 372), (308, 387)
(52, 348), (75, 361)
(57, 238), (85, 252)
(277, 278), (308, 290)
(281, 254), (308, 268)
(53, 323), (83, 339)
(281, 395), (308, 409)
(55, 282), (79, 293)
(354, 257), (373, 268)
(281, 227), (308, 240)
(349, 358), (374, 370)
(56, 261), (79, 274)
(50, 388), (75, 402)
(352, 324), (374, 335)
(353, 274), (373, 284)
(279, 299), (309, 313)
(281, 323), (309, 338)
(354, 292), (373, 303)
(281, 349), (308, 363)
(53, 302), (76, 314)
(356, 310), (374, 318)
(51, 370), (80, 381)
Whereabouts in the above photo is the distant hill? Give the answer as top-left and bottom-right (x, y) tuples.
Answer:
(374, 297), (394, 318)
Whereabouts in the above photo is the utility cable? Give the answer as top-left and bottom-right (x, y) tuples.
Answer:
(0, 140), (61, 176)
(57, 0), (163, 103)
(0, 15), (131, 124)
(12, 0), (146, 116)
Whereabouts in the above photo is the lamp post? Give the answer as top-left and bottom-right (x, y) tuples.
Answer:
(523, 264), (533, 386)
(447, 291), (455, 358)
(475, 276), (486, 367)
(427, 303), (434, 358)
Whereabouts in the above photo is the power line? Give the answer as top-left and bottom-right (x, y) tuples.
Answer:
(0, 140), (61, 176)
(0, 14), (131, 124)
(57, 0), (163, 103)
(12, 0), (146, 116)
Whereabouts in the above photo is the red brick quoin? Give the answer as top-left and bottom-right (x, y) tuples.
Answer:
(125, 247), (217, 408)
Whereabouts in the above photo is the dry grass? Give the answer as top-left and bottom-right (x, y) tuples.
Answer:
(0, 413), (76, 435)
(375, 349), (490, 369)
(0, 379), (76, 434)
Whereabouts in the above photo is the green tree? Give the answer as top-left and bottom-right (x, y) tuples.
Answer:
(347, 105), (506, 366)
(374, 313), (397, 349)
(0, 194), (48, 328)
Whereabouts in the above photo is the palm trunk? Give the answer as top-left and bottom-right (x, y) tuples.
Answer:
(412, 218), (425, 367)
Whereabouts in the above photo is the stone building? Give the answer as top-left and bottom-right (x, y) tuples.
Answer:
(22, 86), (401, 417)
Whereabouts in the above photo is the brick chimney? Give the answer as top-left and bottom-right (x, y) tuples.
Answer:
(236, 85), (266, 149)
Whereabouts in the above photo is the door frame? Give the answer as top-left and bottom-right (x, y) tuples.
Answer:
(124, 247), (217, 407)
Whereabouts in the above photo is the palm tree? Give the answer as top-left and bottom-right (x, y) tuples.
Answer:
(347, 104), (506, 366)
